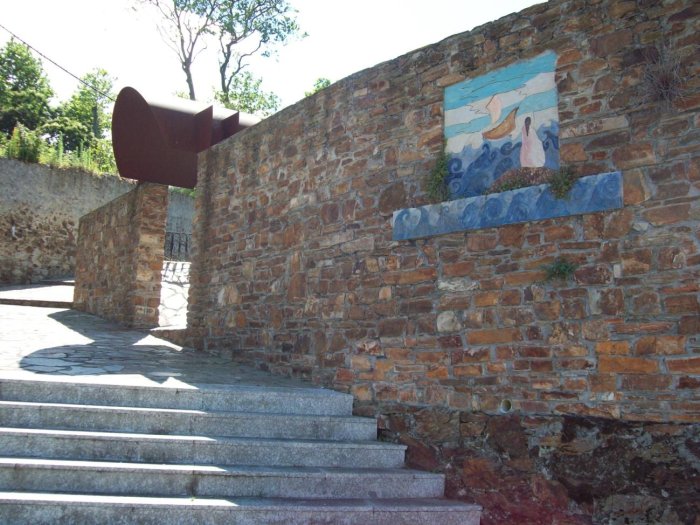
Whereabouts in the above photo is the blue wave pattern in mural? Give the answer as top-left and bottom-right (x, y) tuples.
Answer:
(392, 172), (622, 241)
(446, 122), (560, 198)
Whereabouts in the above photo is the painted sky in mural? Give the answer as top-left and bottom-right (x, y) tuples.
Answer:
(444, 51), (559, 199)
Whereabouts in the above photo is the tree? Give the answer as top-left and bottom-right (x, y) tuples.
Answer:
(142, 0), (301, 106)
(0, 39), (54, 136)
(305, 77), (331, 97)
(214, 71), (279, 115)
(142, 0), (219, 100)
(213, 0), (300, 105)
(62, 69), (115, 139)
(40, 116), (90, 153)
(43, 69), (115, 150)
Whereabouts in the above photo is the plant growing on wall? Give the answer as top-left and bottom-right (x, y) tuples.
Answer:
(305, 77), (331, 97)
(543, 257), (577, 282)
(426, 144), (450, 202)
(547, 166), (577, 199)
(641, 42), (687, 110)
(488, 166), (578, 198)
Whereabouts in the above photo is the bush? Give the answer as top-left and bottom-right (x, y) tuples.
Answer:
(4, 124), (42, 163)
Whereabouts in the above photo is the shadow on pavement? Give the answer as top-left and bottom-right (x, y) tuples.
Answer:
(17, 309), (229, 385)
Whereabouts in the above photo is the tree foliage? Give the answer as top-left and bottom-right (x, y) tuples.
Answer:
(43, 69), (115, 150)
(61, 69), (115, 139)
(0, 39), (54, 135)
(305, 77), (331, 97)
(0, 40), (117, 174)
(214, 71), (278, 115)
(142, 0), (219, 100)
(213, 0), (300, 104)
(142, 0), (301, 110)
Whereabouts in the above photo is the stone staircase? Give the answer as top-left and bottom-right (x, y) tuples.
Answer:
(0, 377), (481, 524)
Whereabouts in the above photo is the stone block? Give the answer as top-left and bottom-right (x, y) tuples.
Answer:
(561, 116), (629, 139)
(664, 295), (700, 314)
(612, 143), (656, 169)
(598, 356), (659, 374)
(378, 318), (407, 337)
(437, 311), (462, 333)
(666, 357), (700, 374)
(596, 341), (629, 355)
(467, 328), (521, 345)
(643, 204), (691, 226)
(634, 336), (685, 356)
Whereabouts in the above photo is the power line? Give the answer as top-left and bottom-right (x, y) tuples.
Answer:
(0, 23), (116, 102)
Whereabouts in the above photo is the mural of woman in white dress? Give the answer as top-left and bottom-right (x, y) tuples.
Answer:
(519, 116), (545, 168)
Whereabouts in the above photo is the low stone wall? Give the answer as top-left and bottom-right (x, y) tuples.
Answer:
(74, 183), (167, 328)
(0, 159), (194, 284)
(0, 159), (134, 283)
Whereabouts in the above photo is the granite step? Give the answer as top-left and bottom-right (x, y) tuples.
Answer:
(0, 400), (377, 441)
(0, 297), (73, 308)
(0, 458), (444, 499)
(0, 376), (481, 523)
(0, 428), (407, 469)
(0, 492), (482, 525)
(0, 377), (353, 416)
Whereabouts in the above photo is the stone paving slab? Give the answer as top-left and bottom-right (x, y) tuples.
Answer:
(0, 305), (320, 391)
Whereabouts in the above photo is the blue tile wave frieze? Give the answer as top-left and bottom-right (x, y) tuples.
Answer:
(392, 171), (623, 241)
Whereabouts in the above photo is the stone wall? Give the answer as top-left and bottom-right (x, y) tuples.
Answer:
(188, 0), (699, 522)
(166, 191), (195, 235)
(0, 159), (194, 284)
(0, 159), (134, 283)
(74, 183), (167, 328)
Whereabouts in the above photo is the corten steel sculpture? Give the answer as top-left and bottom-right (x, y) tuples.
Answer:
(112, 87), (259, 188)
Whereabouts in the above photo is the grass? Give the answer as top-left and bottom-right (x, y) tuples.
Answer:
(642, 43), (687, 110)
(543, 257), (578, 282)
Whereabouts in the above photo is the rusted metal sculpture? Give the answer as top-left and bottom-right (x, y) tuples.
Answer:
(112, 87), (258, 188)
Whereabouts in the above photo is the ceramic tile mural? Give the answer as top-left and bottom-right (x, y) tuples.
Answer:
(444, 51), (559, 199)
(392, 172), (623, 241)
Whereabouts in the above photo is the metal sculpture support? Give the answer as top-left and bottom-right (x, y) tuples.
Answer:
(112, 87), (258, 188)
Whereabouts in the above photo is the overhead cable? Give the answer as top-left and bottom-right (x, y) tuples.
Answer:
(0, 22), (116, 102)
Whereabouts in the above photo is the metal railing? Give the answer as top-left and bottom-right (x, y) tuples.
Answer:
(164, 231), (191, 261)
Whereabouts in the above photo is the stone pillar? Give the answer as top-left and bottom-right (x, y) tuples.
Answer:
(74, 182), (168, 328)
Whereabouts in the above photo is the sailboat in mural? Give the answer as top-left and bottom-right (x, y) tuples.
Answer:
(482, 94), (518, 141)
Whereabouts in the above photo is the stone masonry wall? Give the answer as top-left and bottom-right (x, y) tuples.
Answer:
(0, 159), (194, 284)
(74, 183), (167, 328)
(188, 0), (699, 522)
(0, 159), (134, 283)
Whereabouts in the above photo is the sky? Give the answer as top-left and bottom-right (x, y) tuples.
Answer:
(1, 0), (542, 113)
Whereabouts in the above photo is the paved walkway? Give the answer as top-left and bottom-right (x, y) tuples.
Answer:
(159, 262), (190, 327)
(0, 274), (190, 328)
(0, 304), (317, 391)
(0, 281), (74, 307)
